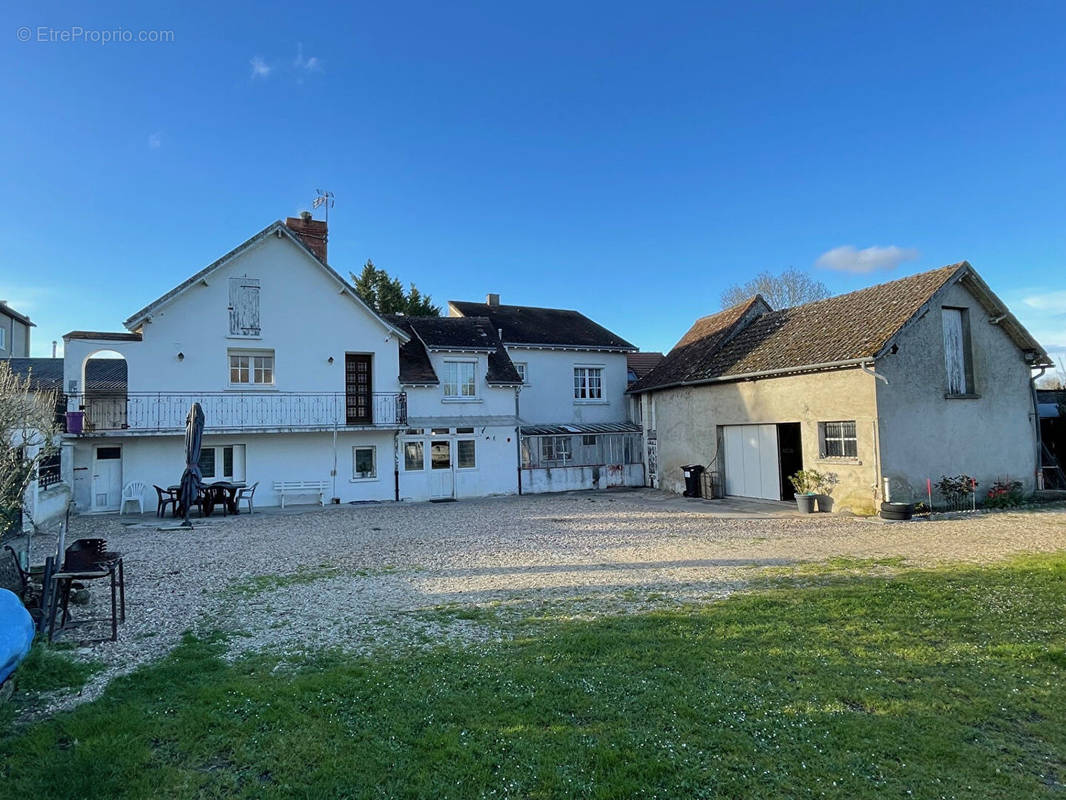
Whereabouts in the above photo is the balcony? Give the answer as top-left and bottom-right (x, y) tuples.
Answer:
(64, 392), (407, 434)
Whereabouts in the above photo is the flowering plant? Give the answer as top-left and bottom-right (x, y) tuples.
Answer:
(985, 478), (1024, 509)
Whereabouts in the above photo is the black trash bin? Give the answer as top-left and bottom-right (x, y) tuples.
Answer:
(681, 464), (705, 498)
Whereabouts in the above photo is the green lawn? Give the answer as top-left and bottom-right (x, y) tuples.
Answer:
(3, 555), (1065, 799)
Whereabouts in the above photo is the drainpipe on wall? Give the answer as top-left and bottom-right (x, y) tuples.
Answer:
(394, 431), (400, 502)
(1031, 366), (1047, 490)
(514, 387), (522, 495)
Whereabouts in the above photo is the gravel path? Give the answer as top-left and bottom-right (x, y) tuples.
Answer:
(18, 489), (1066, 716)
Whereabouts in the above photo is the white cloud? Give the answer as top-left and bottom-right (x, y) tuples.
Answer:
(815, 245), (920, 274)
(1022, 290), (1066, 314)
(293, 43), (322, 73)
(147, 131), (162, 149)
(250, 56), (272, 78)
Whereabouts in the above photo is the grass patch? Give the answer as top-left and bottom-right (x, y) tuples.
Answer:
(3, 555), (1066, 797)
(222, 565), (401, 599)
(7, 641), (103, 696)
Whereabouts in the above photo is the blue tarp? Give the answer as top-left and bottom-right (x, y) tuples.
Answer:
(0, 588), (34, 685)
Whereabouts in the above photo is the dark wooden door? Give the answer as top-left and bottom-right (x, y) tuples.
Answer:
(345, 354), (372, 424)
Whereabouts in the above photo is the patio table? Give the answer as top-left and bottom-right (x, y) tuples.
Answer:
(168, 481), (246, 517)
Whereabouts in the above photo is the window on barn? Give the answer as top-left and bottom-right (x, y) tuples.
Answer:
(542, 436), (572, 462)
(942, 307), (975, 396)
(819, 421), (858, 459)
(228, 276), (261, 337)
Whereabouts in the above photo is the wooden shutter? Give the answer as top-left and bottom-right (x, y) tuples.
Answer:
(229, 277), (261, 336)
(942, 308), (967, 394)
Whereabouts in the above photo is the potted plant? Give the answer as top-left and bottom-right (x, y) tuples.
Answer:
(814, 472), (838, 513)
(789, 470), (821, 513)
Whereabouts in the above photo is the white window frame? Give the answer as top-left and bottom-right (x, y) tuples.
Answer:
(456, 438), (477, 470)
(352, 445), (378, 481)
(198, 444), (246, 481)
(514, 362), (528, 384)
(403, 440), (425, 471)
(442, 359), (478, 401)
(819, 421), (858, 460)
(573, 365), (605, 403)
(0, 327), (6, 350)
(228, 349), (275, 388)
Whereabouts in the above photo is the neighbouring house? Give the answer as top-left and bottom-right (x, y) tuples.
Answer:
(448, 297), (645, 492)
(0, 302), (34, 358)
(628, 262), (1053, 514)
(3, 358), (124, 529)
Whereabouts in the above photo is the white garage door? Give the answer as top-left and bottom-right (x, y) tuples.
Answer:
(723, 424), (781, 501)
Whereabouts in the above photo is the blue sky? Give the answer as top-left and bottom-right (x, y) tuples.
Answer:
(2, 1), (1064, 372)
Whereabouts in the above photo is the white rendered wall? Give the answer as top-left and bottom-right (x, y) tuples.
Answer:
(506, 349), (630, 425)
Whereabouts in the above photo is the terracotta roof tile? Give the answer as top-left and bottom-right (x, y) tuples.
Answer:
(632, 264), (966, 392)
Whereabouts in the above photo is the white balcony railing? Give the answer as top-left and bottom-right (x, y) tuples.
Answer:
(65, 392), (407, 433)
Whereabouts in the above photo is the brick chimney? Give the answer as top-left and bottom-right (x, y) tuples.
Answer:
(285, 211), (328, 262)
(486, 293), (500, 306)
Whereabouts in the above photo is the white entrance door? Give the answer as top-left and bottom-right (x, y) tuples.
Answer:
(722, 425), (781, 501)
(92, 445), (123, 511)
(430, 439), (455, 499)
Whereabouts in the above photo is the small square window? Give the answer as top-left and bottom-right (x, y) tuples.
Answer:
(229, 350), (274, 385)
(574, 367), (604, 400)
(820, 421), (858, 459)
(353, 446), (377, 479)
(582, 435), (597, 446)
(514, 362), (528, 383)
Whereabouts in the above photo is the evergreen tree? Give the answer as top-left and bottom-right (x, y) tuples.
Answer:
(351, 260), (441, 316)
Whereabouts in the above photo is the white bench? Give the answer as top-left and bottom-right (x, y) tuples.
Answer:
(273, 480), (329, 509)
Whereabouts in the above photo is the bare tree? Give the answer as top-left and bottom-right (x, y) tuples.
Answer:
(0, 361), (60, 544)
(721, 268), (831, 310)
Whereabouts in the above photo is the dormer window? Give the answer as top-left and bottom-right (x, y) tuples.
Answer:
(228, 276), (261, 337)
(443, 360), (477, 399)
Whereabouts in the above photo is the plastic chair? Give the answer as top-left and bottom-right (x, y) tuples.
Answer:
(120, 481), (146, 515)
(154, 485), (178, 517)
(235, 482), (258, 515)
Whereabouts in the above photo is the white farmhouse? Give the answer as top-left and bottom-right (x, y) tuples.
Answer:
(56, 215), (644, 514)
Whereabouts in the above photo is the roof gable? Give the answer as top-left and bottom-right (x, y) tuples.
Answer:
(448, 301), (636, 351)
(122, 221), (408, 343)
(631, 262), (1050, 393)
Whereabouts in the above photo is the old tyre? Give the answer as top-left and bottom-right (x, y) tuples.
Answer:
(880, 501), (913, 521)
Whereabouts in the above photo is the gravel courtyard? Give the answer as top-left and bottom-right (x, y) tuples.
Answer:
(24, 489), (1066, 714)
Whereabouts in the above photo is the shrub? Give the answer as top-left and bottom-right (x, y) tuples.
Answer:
(934, 474), (978, 511)
(985, 478), (1024, 509)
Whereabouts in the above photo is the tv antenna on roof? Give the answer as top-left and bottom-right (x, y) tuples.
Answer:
(313, 189), (335, 225)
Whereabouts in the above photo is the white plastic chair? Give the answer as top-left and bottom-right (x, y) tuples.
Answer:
(120, 481), (146, 515)
(235, 482), (259, 515)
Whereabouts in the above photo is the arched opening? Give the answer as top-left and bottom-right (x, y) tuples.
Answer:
(79, 350), (129, 431)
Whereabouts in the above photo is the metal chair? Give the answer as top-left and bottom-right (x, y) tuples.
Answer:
(154, 485), (178, 517)
(235, 482), (259, 515)
(120, 481), (146, 515)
